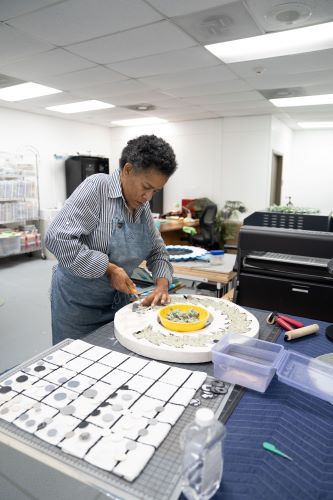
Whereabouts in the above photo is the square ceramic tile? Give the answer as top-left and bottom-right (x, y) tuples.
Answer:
(110, 414), (149, 440)
(0, 371), (39, 392)
(128, 395), (164, 419)
(22, 380), (58, 401)
(183, 371), (207, 390)
(112, 441), (155, 481)
(14, 402), (58, 433)
(169, 387), (196, 406)
(155, 402), (185, 425)
(126, 375), (155, 393)
(101, 369), (132, 389)
(22, 360), (57, 378)
(71, 395), (101, 420)
(34, 413), (80, 445)
(0, 394), (36, 422)
(63, 374), (95, 394)
(65, 357), (94, 373)
(80, 345), (111, 362)
(86, 402), (122, 429)
(85, 381), (115, 402)
(159, 367), (192, 386)
(85, 434), (128, 471)
(44, 367), (76, 385)
(42, 387), (77, 409)
(145, 381), (178, 402)
(117, 357), (149, 374)
(98, 351), (129, 368)
(44, 349), (75, 366)
(138, 360), (169, 379)
(137, 421), (171, 447)
(81, 362), (112, 380)
(62, 339), (92, 355)
(0, 386), (19, 405)
(61, 422), (103, 458)
(107, 388), (141, 410)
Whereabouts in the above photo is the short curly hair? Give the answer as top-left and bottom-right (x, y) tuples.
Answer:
(119, 134), (177, 177)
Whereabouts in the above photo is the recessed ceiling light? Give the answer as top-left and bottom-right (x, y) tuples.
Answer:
(0, 82), (62, 101)
(111, 117), (168, 126)
(205, 20), (333, 62)
(270, 94), (333, 107)
(46, 100), (114, 113)
(298, 121), (333, 129)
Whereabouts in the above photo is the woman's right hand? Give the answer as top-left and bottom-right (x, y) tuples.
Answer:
(106, 262), (137, 295)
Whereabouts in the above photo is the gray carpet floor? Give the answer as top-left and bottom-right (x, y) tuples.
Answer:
(0, 254), (54, 373)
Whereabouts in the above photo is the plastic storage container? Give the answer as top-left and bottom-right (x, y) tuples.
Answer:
(180, 408), (226, 500)
(212, 333), (333, 404)
(209, 250), (224, 265)
(0, 234), (20, 256)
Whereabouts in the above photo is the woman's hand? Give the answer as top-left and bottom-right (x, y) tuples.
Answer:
(106, 262), (137, 295)
(141, 277), (170, 306)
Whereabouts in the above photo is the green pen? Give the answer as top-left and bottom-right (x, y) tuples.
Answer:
(263, 442), (293, 461)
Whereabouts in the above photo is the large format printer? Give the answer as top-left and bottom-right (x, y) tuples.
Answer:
(234, 225), (333, 322)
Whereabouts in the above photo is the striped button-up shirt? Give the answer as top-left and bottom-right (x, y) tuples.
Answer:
(45, 169), (173, 283)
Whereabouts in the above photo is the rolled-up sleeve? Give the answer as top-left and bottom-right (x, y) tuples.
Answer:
(45, 177), (109, 278)
(144, 207), (173, 284)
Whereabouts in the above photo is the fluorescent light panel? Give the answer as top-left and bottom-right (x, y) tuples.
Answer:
(270, 94), (333, 107)
(0, 82), (62, 101)
(111, 117), (167, 126)
(298, 121), (333, 129)
(205, 21), (333, 63)
(46, 100), (114, 113)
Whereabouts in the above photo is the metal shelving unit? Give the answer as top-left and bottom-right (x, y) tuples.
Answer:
(0, 147), (44, 259)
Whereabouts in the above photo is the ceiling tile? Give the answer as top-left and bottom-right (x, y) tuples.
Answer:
(138, 64), (239, 89)
(7, 0), (162, 46)
(172, 2), (262, 44)
(243, 69), (333, 90)
(0, 0), (59, 20)
(73, 79), (149, 99)
(182, 90), (264, 105)
(107, 47), (220, 78)
(163, 79), (253, 98)
(229, 49), (333, 79)
(37, 66), (128, 91)
(104, 90), (171, 106)
(0, 49), (94, 80)
(0, 23), (53, 65)
(204, 99), (275, 112)
(145, 0), (235, 17)
(67, 20), (196, 64)
(245, 0), (333, 32)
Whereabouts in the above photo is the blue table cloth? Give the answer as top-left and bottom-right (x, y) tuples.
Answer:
(217, 316), (333, 500)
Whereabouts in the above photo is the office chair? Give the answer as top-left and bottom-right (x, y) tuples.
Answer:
(191, 203), (219, 250)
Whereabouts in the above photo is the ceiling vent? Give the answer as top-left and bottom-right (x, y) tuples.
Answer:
(125, 104), (156, 111)
(259, 87), (305, 99)
(265, 2), (312, 30)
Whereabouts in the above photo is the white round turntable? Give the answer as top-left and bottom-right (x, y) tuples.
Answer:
(114, 295), (259, 364)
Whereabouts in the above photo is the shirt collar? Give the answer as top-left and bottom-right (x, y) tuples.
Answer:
(108, 168), (146, 219)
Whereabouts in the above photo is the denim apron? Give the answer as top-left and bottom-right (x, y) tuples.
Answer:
(51, 206), (152, 344)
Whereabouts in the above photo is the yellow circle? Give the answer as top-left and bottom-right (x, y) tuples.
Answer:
(158, 303), (209, 332)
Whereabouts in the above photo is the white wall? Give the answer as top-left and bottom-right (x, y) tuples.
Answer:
(0, 107), (111, 209)
(287, 130), (333, 213)
(271, 116), (293, 205)
(108, 119), (223, 213)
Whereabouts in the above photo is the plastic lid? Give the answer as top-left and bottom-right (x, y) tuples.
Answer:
(210, 250), (224, 255)
(195, 408), (215, 427)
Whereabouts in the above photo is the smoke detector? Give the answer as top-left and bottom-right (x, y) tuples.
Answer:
(265, 2), (312, 30)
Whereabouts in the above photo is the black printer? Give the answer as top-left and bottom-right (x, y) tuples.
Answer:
(234, 225), (333, 322)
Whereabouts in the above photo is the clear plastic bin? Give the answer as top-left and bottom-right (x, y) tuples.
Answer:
(0, 235), (21, 256)
(212, 333), (333, 403)
(212, 334), (284, 392)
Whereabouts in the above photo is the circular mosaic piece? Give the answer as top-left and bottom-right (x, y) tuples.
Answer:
(83, 389), (97, 399)
(34, 365), (46, 372)
(60, 405), (75, 415)
(0, 386), (12, 394)
(67, 380), (80, 388)
(126, 441), (137, 451)
(114, 294), (259, 363)
(47, 428), (57, 437)
(16, 375), (28, 383)
(102, 413), (114, 422)
(54, 392), (67, 401)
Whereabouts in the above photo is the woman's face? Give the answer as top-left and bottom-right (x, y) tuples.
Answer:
(121, 163), (168, 210)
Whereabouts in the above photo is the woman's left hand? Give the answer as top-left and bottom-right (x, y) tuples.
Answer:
(141, 277), (170, 306)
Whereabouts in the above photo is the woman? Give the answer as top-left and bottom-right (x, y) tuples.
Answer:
(45, 134), (177, 344)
